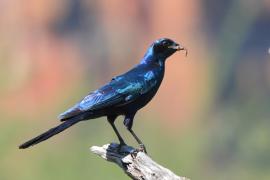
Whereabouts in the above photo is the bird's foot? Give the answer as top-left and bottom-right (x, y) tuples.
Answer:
(116, 142), (127, 153)
(130, 149), (139, 159)
(130, 144), (147, 159)
(139, 144), (147, 154)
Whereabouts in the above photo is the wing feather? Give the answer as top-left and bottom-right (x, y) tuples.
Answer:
(58, 69), (158, 120)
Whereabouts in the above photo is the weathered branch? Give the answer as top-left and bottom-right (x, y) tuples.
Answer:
(90, 143), (190, 180)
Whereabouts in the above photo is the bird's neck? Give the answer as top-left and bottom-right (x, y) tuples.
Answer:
(140, 48), (166, 67)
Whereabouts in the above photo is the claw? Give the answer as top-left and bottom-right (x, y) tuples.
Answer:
(131, 149), (138, 159)
(130, 144), (147, 159)
(139, 144), (147, 154)
(116, 143), (126, 153)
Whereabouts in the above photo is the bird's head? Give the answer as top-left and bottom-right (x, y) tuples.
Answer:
(142, 38), (187, 64)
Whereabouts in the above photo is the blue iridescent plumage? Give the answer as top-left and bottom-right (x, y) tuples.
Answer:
(19, 38), (186, 150)
(58, 63), (159, 120)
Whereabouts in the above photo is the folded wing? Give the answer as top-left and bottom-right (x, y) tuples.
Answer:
(59, 74), (155, 121)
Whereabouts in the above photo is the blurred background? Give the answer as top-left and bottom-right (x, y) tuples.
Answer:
(0, 0), (270, 179)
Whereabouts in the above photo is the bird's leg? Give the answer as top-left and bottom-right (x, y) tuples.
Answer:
(109, 122), (126, 145)
(128, 128), (147, 154)
(107, 116), (126, 150)
(124, 113), (147, 153)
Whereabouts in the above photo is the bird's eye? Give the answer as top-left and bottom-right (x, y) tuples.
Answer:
(162, 41), (170, 46)
(153, 40), (171, 53)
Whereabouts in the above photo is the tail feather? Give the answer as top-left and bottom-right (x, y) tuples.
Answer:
(19, 118), (80, 149)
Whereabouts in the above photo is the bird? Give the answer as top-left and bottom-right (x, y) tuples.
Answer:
(19, 38), (187, 152)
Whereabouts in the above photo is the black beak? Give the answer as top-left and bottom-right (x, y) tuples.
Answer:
(169, 44), (188, 56)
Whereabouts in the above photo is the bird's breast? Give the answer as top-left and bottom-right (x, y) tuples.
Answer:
(124, 71), (164, 112)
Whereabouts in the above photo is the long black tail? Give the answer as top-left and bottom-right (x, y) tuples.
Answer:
(19, 118), (80, 149)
